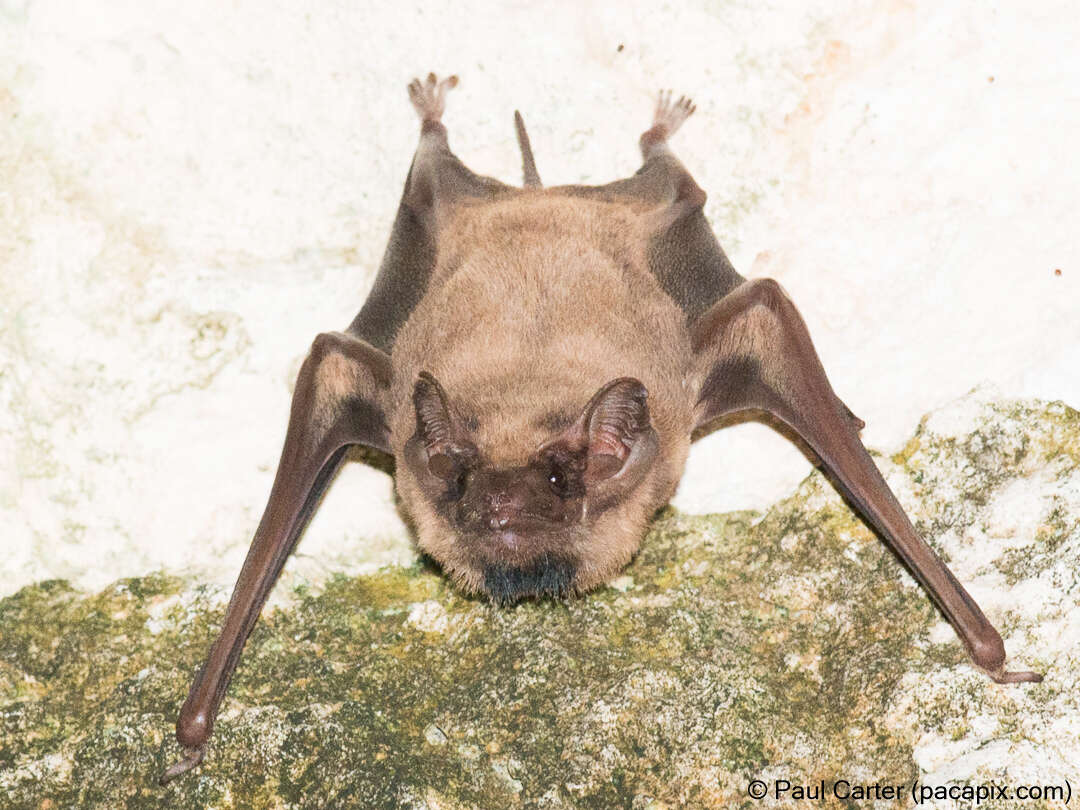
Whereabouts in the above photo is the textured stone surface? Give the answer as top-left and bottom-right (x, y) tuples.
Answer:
(2, 396), (1076, 808)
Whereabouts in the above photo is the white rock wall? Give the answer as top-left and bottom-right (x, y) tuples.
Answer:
(2, 0), (1077, 598)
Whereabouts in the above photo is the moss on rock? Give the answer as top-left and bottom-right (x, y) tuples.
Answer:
(2, 396), (1075, 808)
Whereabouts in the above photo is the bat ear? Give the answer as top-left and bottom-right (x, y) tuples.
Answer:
(412, 371), (476, 479)
(575, 377), (655, 485)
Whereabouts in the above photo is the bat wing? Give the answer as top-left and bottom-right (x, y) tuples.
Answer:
(165, 74), (521, 783)
(163, 331), (393, 783)
(690, 277), (1041, 684)
(562, 91), (1037, 682)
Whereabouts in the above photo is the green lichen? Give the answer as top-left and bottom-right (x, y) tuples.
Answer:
(2, 397), (1075, 809)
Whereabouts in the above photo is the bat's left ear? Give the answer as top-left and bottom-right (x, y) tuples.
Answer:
(553, 379), (659, 508)
(577, 378), (653, 482)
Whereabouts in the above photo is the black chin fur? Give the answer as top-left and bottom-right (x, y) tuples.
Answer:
(482, 555), (577, 606)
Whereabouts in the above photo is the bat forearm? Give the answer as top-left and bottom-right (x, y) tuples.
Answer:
(163, 332), (391, 783)
(693, 278), (1041, 684)
(801, 411), (1008, 674)
(174, 449), (347, 750)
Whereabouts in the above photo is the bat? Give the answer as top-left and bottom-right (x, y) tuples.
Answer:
(161, 73), (1041, 783)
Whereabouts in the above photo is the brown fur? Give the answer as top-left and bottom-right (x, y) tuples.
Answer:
(390, 193), (693, 595)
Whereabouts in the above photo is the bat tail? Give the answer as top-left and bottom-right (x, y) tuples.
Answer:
(514, 110), (542, 188)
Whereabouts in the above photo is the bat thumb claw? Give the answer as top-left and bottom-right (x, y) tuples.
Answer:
(839, 399), (865, 431)
(159, 745), (206, 786)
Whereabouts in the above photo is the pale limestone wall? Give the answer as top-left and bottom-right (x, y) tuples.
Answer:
(3, 1), (1076, 597)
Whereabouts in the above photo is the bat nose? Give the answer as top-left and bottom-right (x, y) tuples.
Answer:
(484, 487), (526, 529)
(472, 470), (531, 530)
(488, 513), (511, 529)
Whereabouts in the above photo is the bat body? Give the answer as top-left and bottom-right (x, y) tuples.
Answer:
(162, 75), (1040, 783)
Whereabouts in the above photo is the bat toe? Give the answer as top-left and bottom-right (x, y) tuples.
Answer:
(408, 72), (460, 123)
(653, 88), (696, 133)
(640, 88), (696, 157)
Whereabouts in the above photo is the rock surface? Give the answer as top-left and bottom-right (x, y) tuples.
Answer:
(2, 395), (1076, 808)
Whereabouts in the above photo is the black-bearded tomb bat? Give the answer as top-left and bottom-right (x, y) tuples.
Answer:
(161, 74), (1041, 783)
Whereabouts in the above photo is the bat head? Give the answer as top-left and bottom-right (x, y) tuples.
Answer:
(399, 371), (662, 605)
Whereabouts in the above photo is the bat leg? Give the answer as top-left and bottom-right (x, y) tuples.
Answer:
(555, 89), (743, 320)
(691, 278), (1041, 684)
(347, 73), (515, 349)
(562, 88), (705, 215)
(403, 72), (511, 228)
(633, 90), (707, 232)
(161, 332), (393, 784)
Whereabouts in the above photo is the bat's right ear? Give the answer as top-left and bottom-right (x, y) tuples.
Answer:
(412, 372), (478, 480)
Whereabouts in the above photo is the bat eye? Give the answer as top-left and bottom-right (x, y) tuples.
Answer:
(548, 466), (567, 496)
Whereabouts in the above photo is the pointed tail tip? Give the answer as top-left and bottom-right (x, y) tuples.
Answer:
(513, 109), (542, 189)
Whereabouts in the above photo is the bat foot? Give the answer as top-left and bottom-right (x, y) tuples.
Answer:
(987, 667), (1043, 684)
(158, 745), (206, 786)
(408, 72), (459, 125)
(640, 89), (696, 158)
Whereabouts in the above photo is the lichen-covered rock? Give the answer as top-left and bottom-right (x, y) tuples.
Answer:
(2, 395), (1076, 809)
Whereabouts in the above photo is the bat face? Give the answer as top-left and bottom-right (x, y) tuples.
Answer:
(397, 370), (667, 605)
